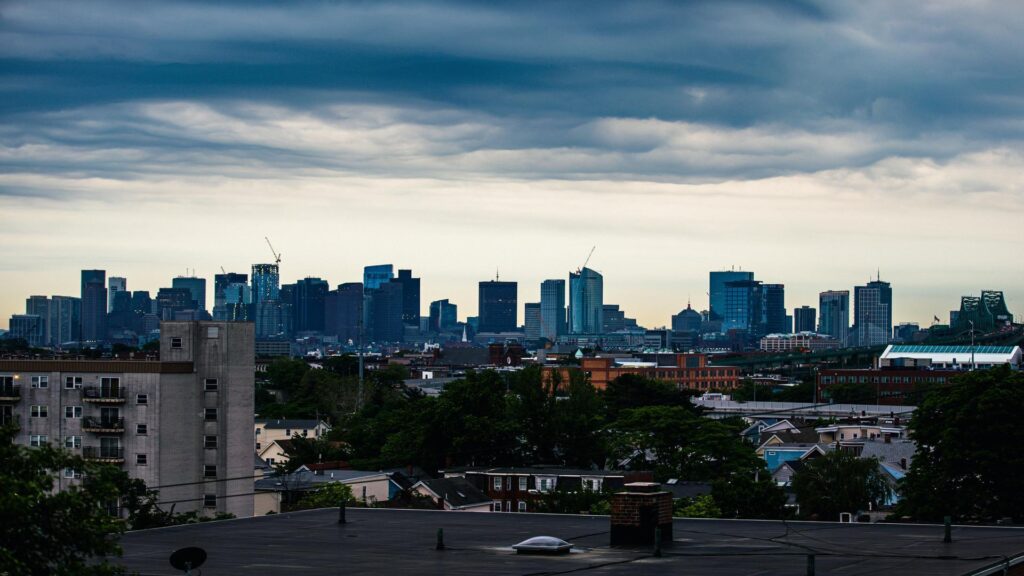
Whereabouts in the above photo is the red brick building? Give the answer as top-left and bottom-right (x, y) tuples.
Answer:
(544, 353), (740, 391)
(816, 368), (962, 405)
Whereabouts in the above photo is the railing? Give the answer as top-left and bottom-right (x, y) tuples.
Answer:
(82, 417), (125, 432)
(0, 385), (20, 400)
(82, 387), (126, 402)
(82, 446), (125, 461)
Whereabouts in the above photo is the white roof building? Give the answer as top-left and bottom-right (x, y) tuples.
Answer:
(879, 345), (1021, 370)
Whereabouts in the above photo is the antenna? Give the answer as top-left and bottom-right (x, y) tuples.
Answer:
(265, 237), (282, 266)
(220, 266), (227, 274)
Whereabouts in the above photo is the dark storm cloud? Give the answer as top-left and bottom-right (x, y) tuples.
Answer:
(1, 0), (1023, 187)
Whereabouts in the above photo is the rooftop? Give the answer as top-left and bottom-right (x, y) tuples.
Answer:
(255, 418), (325, 430)
(118, 508), (1024, 575)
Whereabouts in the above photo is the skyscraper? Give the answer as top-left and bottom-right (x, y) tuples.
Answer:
(394, 269), (421, 327)
(524, 303), (541, 342)
(428, 299), (458, 333)
(722, 279), (762, 334)
(539, 279), (566, 342)
(326, 283), (364, 342)
(363, 264), (394, 291)
(172, 276), (207, 313)
(709, 270), (754, 321)
(854, 278), (892, 347)
(108, 277), (126, 313)
(291, 277), (329, 333)
(818, 291), (850, 346)
(131, 291), (153, 315)
(251, 264), (280, 305)
(762, 284), (787, 335)
(80, 269), (107, 342)
(49, 295), (81, 346)
(367, 280), (404, 342)
(569, 267), (603, 334)
(793, 306), (817, 333)
(213, 272), (248, 320)
(478, 280), (517, 333)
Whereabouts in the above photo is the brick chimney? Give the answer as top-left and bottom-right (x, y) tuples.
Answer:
(609, 482), (673, 546)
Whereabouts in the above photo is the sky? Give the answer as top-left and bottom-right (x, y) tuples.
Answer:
(1, 0), (1022, 329)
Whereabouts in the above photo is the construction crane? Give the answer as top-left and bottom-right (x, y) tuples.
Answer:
(265, 237), (281, 266)
(577, 246), (596, 273)
(220, 266), (226, 274)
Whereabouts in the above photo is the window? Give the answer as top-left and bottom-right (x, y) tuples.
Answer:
(136, 394), (148, 405)
(65, 406), (82, 418)
(204, 378), (218, 391)
(205, 435), (217, 449)
(767, 451), (776, 456)
(63, 467), (82, 479)
(65, 435), (82, 449)
(136, 424), (148, 435)
(504, 501), (511, 512)
(30, 405), (48, 418)
(31, 376), (48, 389)
(492, 477), (502, 491)
(255, 442), (261, 450)
(538, 477), (554, 492)
(207, 326), (220, 339)
(136, 454), (148, 465)
(518, 501), (527, 512)
(171, 337), (182, 349)
(285, 429), (291, 436)
(518, 477), (527, 491)
(204, 494), (217, 508)
(64, 376), (83, 389)
(205, 408), (217, 421)
(492, 501), (502, 512)
(204, 465), (217, 478)
(30, 435), (48, 446)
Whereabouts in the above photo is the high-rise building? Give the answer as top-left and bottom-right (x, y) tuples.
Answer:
(893, 322), (920, 343)
(213, 273), (248, 320)
(761, 284), (787, 335)
(853, 278), (892, 347)
(672, 303), (702, 333)
(81, 270), (107, 343)
(723, 279), (762, 334)
(251, 264), (280, 305)
(9, 314), (44, 347)
(325, 283), (364, 342)
(172, 276), (207, 313)
(709, 270), (754, 321)
(363, 264), (394, 291)
(793, 306), (816, 333)
(569, 267), (603, 334)
(223, 283), (251, 321)
(156, 287), (196, 320)
(524, 303), (541, 342)
(539, 279), (566, 342)
(254, 300), (292, 339)
(131, 291), (153, 315)
(108, 277), (127, 313)
(0, 321), (255, 518)
(394, 269), (421, 327)
(49, 296), (81, 346)
(428, 299), (458, 333)
(291, 277), (329, 333)
(25, 296), (50, 344)
(366, 281), (404, 342)
(818, 291), (850, 346)
(478, 281), (517, 333)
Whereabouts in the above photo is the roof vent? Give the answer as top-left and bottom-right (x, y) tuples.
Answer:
(512, 536), (573, 555)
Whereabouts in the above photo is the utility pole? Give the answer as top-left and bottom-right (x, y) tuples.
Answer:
(969, 320), (976, 371)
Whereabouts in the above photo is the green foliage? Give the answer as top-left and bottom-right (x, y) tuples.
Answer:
(675, 494), (721, 518)
(293, 482), (355, 511)
(896, 366), (1024, 523)
(712, 474), (788, 519)
(773, 380), (815, 403)
(791, 451), (891, 520)
(602, 374), (698, 421)
(0, 427), (126, 575)
(273, 435), (349, 473)
(265, 358), (311, 394)
(531, 486), (611, 515)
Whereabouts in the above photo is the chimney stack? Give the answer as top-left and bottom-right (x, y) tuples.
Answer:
(609, 483), (673, 546)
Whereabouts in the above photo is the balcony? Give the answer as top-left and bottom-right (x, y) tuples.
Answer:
(0, 413), (20, 429)
(82, 387), (126, 404)
(82, 417), (125, 433)
(82, 446), (125, 463)
(0, 385), (20, 402)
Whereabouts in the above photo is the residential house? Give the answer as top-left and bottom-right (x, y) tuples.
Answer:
(254, 466), (407, 515)
(254, 418), (330, 453)
(446, 467), (652, 513)
(411, 477), (493, 512)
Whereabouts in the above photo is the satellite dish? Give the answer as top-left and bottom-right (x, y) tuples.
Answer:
(169, 547), (207, 573)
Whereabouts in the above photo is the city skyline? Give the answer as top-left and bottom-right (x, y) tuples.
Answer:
(2, 257), (1016, 332)
(2, 1), (1022, 329)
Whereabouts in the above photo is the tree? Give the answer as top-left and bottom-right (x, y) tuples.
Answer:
(896, 366), (1024, 523)
(602, 374), (698, 421)
(675, 494), (722, 518)
(531, 486), (610, 515)
(0, 427), (126, 575)
(265, 358), (311, 395)
(274, 435), (349, 473)
(712, 474), (787, 519)
(791, 451), (891, 520)
(293, 482), (355, 511)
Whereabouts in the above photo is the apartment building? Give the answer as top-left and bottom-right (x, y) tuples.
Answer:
(543, 353), (740, 391)
(0, 321), (254, 518)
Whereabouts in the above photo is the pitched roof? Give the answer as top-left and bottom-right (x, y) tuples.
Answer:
(860, 440), (916, 467)
(414, 477), (492, 509)
(254, 468), (392, 493)
(470, 467), (628, 477)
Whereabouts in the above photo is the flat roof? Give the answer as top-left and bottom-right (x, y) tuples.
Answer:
(118, 508), (1024, 575)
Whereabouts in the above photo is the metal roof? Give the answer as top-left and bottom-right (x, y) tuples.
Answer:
(886, 345), (1016, 354)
